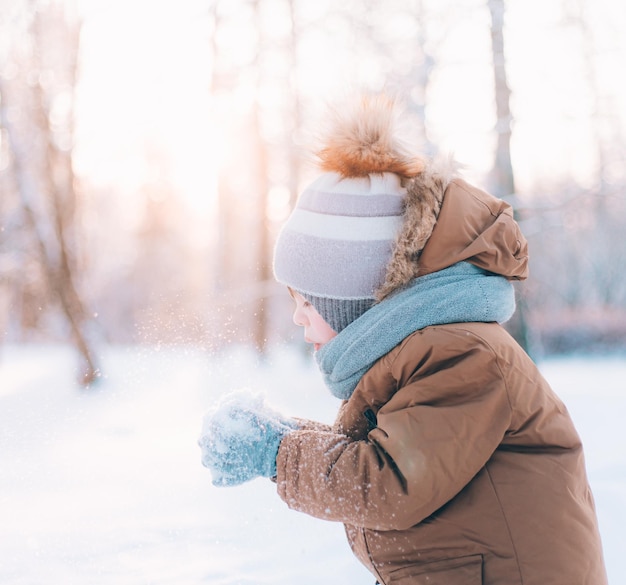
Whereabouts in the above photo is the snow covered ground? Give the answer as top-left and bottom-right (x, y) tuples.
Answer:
(0, 343), (624, 584)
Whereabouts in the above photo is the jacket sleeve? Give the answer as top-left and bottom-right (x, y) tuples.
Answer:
(275, 333), (512, 531)
(292, 417), (333, 432)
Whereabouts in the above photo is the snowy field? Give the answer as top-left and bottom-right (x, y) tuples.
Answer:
(0, 343), (624, 585)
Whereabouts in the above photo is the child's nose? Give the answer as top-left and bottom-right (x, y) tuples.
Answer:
(293, 308), (307, 327)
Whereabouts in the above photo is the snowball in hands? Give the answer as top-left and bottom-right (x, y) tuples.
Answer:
(198, 389), (296, 486)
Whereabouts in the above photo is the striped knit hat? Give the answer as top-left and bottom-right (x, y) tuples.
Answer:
(273, 96), (431, 333)
(274, 172), (407, 332)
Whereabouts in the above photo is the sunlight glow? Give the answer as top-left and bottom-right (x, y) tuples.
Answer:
(74, 0), (218, 216)
(70, 0), (626, 219)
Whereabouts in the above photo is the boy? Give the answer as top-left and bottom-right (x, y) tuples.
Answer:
(199, 96), (607, 585)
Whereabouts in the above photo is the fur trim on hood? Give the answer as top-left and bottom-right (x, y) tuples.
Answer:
(376, 156), (458, 301)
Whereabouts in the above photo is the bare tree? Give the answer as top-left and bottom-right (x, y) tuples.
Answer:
(487, 0), (515, 198)
(487, 0), (531, 353)
(208, 0), (302, 351)
(0, 2), (99, 384)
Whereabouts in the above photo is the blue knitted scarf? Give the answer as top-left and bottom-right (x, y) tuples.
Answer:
(315, 262), (516, 399)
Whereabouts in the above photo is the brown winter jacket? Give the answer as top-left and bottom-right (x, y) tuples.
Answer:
(275, 179), (607, 585)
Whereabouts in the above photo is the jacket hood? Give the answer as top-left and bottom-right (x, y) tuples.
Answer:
(417, 178), (528, 280)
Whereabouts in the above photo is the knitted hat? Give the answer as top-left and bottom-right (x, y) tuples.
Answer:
(274, 172), (406, 332)
(273, 96), (443, 332)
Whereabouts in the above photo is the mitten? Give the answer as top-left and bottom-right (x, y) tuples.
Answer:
(198, 389), (297, 487)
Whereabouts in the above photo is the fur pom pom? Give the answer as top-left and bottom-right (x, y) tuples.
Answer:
(316, 95), (425, 179)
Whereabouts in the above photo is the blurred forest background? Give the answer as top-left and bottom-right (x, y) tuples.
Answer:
(1, 0), (625, 384)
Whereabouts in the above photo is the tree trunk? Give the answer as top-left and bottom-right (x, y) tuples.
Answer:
(487, 0), (515, 198)
(487, 0), (531, 354)
(0, 13), (100, 386)
(250, 0), (271, 353)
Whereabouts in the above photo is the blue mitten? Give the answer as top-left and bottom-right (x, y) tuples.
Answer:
(198, 390), (297, 487)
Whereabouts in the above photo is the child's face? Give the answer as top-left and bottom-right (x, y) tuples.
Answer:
(289, 290), (337, 351)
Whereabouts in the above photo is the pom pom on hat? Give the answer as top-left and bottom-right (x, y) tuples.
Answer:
(317, 94), (425, 179)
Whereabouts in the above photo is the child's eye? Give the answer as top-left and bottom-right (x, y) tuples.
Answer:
(303, 301), (311, 308)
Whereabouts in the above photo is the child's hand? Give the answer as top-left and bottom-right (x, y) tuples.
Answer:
(198, 390), (296, 486)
